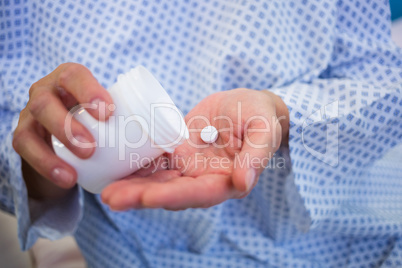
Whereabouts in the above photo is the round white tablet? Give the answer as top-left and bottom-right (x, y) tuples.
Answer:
(201, 126), (219, 143)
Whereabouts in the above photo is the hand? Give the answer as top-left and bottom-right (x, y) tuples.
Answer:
(12, 63), (114, 200)
(101, 88), (289, 211)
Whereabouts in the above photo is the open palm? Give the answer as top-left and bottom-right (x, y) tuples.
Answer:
(101, 88), (284, 211)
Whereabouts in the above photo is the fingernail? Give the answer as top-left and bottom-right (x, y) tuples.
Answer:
(72, 135), (95, 156)
(51, 168), (74, 186)
(91, 98), (112, 119)
(245, 169), (256, 192)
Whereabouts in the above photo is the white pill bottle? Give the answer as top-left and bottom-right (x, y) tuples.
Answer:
(52, 66), (189, 193)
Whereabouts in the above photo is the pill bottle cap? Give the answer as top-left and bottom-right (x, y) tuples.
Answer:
(115, 66), (189, 153)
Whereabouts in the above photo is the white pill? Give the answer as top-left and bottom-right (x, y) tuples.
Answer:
(201, 126), (219, 143)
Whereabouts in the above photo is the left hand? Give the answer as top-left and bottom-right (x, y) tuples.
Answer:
(101, 88), (289, 211)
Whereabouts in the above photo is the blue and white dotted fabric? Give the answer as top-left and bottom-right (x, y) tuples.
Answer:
(1, 0), (402, 267)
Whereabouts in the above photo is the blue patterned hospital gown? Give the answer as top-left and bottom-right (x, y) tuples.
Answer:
(1, 0), (402, 267)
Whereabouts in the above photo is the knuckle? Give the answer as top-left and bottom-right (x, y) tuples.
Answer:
(28, 82), (41, 97)
(18, 107), (28, 121)
(57, 63), (88, 88)
(28, 91), (49, 117)
(12, 129), (26, 153)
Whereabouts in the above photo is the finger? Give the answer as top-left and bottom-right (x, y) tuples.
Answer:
(232, 119), (282, 193)
(28, 88), (95, 158)
(57, 87), (79, 110)
(101, 169), (180, 202)
(130, 154), (170, 177)
(101, 170), (181, 210)
(13, 123), (77, 188)
(141, 174), (234, 210)
(55, 63), (114, 120)
(101, 155), (172, 204)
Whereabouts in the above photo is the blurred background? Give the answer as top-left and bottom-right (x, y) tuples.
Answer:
(0, 1), (402, 267)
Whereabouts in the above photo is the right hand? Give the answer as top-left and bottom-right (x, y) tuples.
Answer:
(12, 63), (114, 200)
